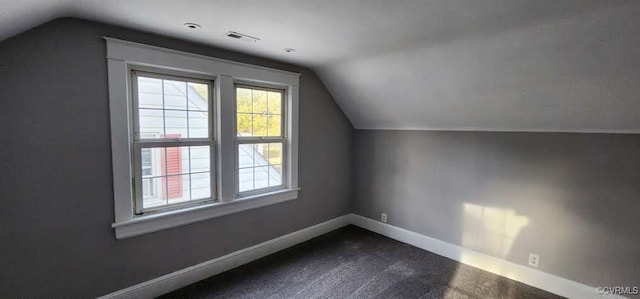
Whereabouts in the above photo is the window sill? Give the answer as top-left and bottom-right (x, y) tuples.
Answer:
(112, 188), (300, 239)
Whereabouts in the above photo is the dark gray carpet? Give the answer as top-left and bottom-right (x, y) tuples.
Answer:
(160, 225), (563, 299)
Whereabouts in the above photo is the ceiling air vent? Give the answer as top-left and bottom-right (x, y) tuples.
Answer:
(225, 31), (260, 43)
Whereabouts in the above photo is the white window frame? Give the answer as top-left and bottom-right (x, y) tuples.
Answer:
(106, 37), (300, 239)
(131, 70), (217, 214)
(234, 84), (287, 196)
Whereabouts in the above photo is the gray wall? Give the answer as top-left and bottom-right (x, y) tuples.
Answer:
(0, 18), (353, 297)
(354, 130), (640, 287)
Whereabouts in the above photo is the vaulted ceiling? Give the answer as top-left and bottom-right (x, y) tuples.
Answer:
(2, 0), (639, 132)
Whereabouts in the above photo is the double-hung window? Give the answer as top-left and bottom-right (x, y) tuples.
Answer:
(106, 38), (299, 239)
(236, 85), (285, 194)
(131, 72), (214, 213)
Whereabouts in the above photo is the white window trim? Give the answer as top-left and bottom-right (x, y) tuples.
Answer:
(106, 37), (300, 239)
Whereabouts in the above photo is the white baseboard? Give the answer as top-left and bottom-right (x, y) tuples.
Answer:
(350, 214), (622, 299)
(100, 213), (622, 299)
(99, 214), (352, 299)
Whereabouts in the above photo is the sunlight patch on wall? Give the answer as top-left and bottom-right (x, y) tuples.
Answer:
(443, 203), (530, 298)
(462, 203), (529, 259)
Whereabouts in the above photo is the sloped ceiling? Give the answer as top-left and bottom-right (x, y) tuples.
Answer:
(2, 0), (639, 132)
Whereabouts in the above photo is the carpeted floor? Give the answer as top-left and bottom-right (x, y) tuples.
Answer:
(160, 225), (563, 299)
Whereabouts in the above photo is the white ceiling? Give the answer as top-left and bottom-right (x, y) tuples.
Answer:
(2, 0), (639, 132)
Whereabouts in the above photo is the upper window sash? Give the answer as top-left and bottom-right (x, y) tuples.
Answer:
(234, 83), (287, 141)
(131, 70), (215, 143)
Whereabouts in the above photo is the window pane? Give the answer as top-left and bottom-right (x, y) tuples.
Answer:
(139, 147), (166, 177)
(189, 146), (210, 173)
(191, 172), (211, 200)
(143, 177), (166, 209)
(188, 82), (209, 111)
(163, 79), (187, 110)
(164, 147), (188, 175)
(267, 91), (281, 114)
(253, 144), (268, 166)
(179, 147), (190, 173)
(165, 110), (188, 138)
(136, 75), (211, 141)
(252, 89), (267, 114)
(237, 142), (283, 193)
(141, 148), (153, 176)
(137, 77), (163, 109)
(138, 109), (164, 138)
(238, 144), (254, 168)
(269, 165), (283, 187)
(188, 110), (208, 138)
(268, 143), (283, 187)
(238, 168), (254, 192)
(167, 174), (190, 204)
(254, 166), (269, 189)
(268, 115), (281, 137)
(237, 88), (252, 113)
(237, 113), (252, 137)
(253, 114), (267, 136)
(268, 143), (282, 165)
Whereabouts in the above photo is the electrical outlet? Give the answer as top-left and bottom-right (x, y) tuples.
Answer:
(381, 213), (387, 223)
(528, 253), (540, 268)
